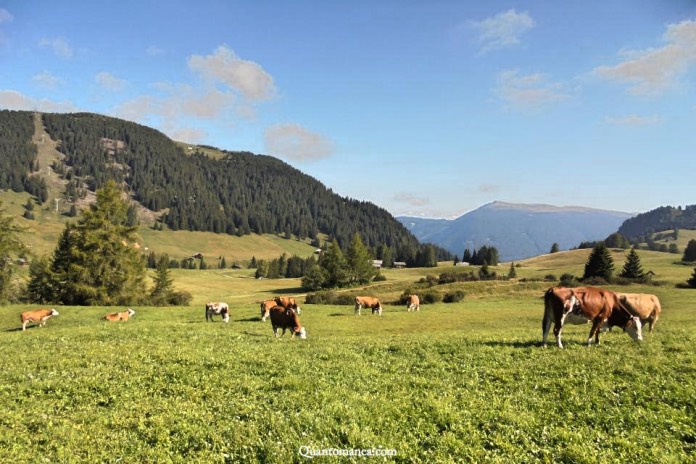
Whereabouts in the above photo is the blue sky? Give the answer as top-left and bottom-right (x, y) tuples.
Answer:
(1, 1), (695, 218)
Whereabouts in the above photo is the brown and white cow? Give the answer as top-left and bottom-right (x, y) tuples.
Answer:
(355, 296), (382, 316)
(205, 302), (230, 323)
(260, 299), (276, 321)
(20, 308), (59, 331)
(104, 308), (135, 322)
(542, 286), (642, 348)
(274, 296), (301, 315)
(268, 305), (307, 339)
(406, 294), (420, 312)
(616, 293), (661, 333)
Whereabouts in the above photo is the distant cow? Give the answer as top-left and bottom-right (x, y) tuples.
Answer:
(355, 296), (382, 316)
(274, 296), (301, 314)
(616, 293), (662, 333)
(542, 286), (642, 348)
(20, 308), (59, 331)
(205, 302), (230, 323)
(406, 294), (420, 312)
(268, 305), (307, 339)
(104, 308), (135, 322)
(260, 300), (276, 321)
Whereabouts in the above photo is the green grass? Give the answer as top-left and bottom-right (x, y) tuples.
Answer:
(1, 279), (694, 463)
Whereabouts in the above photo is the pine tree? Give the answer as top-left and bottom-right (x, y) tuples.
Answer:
(583, 243), (615, 281)
(550, 243), (560, 254)
(150, 254), (174, 305)
(0, 201), (25, 302)
(219, 257), (227, 269)
(687, 268), (696, 288)
(346, 233), (377, 285)
(34, 180), (147, 305)
(508, 262), (517, 279)
(683, 239), (696, 262)
(619, 248), (645, 280)
(319, 239), (349, 288)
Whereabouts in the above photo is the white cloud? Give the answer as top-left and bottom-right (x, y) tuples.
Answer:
(170, 127), (207, 144)
(95, 72), (127, 91)
(32, 71), (60, 89)
(0, 8), (13, 23)
(604, 114), (661, 126)
(393, 192), (430, 207)
(146, 45), (165, 56)
(264, 124), (333, 162)
(38, 37), (73, 58)
(470, 9), (534, 53)
(188, 45), (275, 101)
(496, 69), (570, 111)
(593, 19), (696, 96)
(0, 89), (78, 112)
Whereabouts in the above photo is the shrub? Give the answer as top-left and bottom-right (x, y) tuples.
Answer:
(421, 291), (442, 304)
(443, 291), (465, 303)
(168, 291), (192, 306)
(544, 274), (557, 282)
(373, 274), (387, 282)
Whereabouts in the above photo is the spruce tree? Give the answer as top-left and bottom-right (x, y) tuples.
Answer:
(319, 239), (349, 288)
(687, 267), (696, 288)
(0, 201), (25, 302)
(508, 262), (517, 279)
(619, 248), (645, 280)
(346, 233), (376, 285)
(583, 243), (615, 281)
(36, 180), (147, 305)
(550, 243), (560, 254)
(150, 254), (174, 305)
(683, 239), (696, 262)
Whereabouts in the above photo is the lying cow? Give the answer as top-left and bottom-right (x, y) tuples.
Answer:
(205, 301), (230, 323)
(616, 292), (661, 333)
(104, 308), (135, 322)
(260, 299), (276, 321)
(355, 296), (382, 316)
(20, 308), (59, 331)
(406, 294), (420, 312)
(274, 296), (301, 315)
(268, 305), (307, 339)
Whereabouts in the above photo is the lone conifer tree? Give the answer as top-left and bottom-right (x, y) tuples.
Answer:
(583, 243), (614, 281)
(687, 268), (696, 288)
(619, 248), (645, 280)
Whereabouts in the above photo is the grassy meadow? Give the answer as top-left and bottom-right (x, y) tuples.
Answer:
(1, 246), (695, 463)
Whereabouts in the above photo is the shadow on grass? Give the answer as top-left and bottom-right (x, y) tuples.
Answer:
(479, 340), (541, 349)
(328, 313), (351, 317)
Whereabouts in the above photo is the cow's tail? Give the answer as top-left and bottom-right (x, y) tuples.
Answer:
(542, 289), (554, 347)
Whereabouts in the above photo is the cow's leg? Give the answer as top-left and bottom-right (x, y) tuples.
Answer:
(22, 321), (27, 331)
(355, 304), (362, 316)
(587, 319), (603, 345)
(553, 321), (564, 348)
(273, 326), (280, 338)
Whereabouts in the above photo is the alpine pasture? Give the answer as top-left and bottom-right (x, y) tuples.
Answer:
(1, 250), (695, 463)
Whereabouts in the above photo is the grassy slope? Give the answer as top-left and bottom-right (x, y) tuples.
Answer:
(1, 248), (695, 462)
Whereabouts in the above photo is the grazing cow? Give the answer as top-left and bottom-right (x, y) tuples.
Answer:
(268, 305), (307, 339)
(406, 294), (420, 312)
(616, 293), (662, 333)
(274, 296), (301, 315)
(205, 302), (230, 323)
(542, 286), (642, 348)
(104, 308), (136, 322)
(20, 308), (59, 331)
(260, 300), (276, 321)
(355, 296), (383, 316)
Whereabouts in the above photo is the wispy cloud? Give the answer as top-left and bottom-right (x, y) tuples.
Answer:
(478, 183), (501, 194)
(32, 71), (60, 89)
(95, 72), (127, 91)
(0, 8), (13, 46)
(496, 69), (571, 111)
(38, 37), (73, 58)
(0, 89), (78, 112)
(604, 114), (661, 126)
(469, 9), (534, 54)
(393, 192), (430, 207)
(264, 124), (334, 162)
(145, 45), (165, 56)
(593, 19), (696, 96)
(188, 45), (275, 101)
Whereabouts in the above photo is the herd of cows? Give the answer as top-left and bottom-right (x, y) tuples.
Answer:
(16, 287), (660, 348)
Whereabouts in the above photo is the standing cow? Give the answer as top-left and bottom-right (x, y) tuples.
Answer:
(268, 305), (307, 339)
(20, 309), (59, 331)
(542, 286), (642, 348)
(616, 293), (661, 333)
(406, 294), (420, 312)
(104, 308), (135, 321)
(355, 296), (382, 316)
(205, 302), (230, 323)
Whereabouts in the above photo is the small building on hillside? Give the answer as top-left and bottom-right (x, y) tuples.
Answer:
(393, 261), (406, 269)
(371, 260), (383, 268)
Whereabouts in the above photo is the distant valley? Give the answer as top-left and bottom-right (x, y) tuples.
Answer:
(398, 201), (634, 262)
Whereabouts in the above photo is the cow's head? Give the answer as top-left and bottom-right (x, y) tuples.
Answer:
(296, 327), (307, 339)
(126, 308), (135, 317)
(50, 309), (59, 316)
(623, 316), (643, 342)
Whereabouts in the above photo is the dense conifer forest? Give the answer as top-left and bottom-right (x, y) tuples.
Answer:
(1, 110), (452, 264)
(618, 205), (696, 240)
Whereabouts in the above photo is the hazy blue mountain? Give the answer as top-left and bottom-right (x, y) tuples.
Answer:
(398, 201), (634, 262)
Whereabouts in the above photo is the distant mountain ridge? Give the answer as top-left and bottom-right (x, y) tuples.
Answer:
(398, 201), (634, 262)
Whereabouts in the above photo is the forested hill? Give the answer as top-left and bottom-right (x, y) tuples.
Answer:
(618, 204), (696, 240)
(2, 110), (448, 261)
